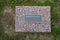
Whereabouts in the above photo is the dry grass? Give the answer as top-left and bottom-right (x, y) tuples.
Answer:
(1, 6), (15, 36)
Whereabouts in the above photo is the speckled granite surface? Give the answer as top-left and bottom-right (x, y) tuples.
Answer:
(15, 6), (51, 32)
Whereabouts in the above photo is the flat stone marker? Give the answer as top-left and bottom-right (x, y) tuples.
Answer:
(15, 6), (51, 32)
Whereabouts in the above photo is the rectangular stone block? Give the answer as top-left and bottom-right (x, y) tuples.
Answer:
(15, 6), (51, 32)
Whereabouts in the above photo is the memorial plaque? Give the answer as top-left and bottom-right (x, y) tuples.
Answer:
(15, 6), (51, 32)
(24, 15), (42, 23)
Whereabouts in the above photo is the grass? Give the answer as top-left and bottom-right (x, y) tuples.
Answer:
(0, 0), (60, 40)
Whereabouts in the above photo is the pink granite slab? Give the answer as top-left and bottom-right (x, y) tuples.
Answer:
(15, 6), (51, 32)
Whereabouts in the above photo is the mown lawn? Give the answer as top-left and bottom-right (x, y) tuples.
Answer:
(0, 0), (60, 40)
